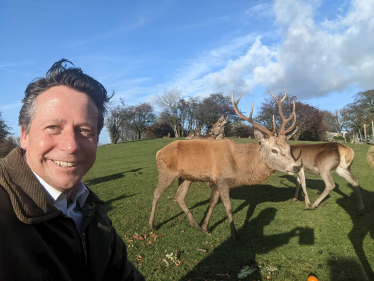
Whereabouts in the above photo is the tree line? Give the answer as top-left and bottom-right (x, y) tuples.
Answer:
(1, 89), (373, 148)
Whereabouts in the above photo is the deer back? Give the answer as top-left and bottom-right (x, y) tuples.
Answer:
(290, 142), (354, 174)
(157, 138), (293, 187)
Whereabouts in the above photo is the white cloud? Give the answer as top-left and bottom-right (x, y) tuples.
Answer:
(172, 0), (374, 101)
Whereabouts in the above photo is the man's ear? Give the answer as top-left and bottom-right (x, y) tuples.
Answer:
(20, 126), (28, 150)
(254, 128), (266, 142)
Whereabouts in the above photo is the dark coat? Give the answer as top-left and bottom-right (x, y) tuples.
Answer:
(0, 148), (145, 281)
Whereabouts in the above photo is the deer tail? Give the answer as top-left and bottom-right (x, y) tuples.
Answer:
(338, 144), (355, 169)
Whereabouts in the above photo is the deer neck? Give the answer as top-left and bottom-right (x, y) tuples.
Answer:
(233, 143), (275, 186)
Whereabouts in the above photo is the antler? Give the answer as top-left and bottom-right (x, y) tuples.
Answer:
(231, 91), (276, 137)
(267, 89), (296, 135)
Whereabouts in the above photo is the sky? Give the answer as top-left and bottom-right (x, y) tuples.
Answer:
(1, 0), (374, 144)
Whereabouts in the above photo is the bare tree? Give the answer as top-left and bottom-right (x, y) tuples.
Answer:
(156, 88), (183, 137)
(105, 106), (127, 144)
(322, 110), (338, 132)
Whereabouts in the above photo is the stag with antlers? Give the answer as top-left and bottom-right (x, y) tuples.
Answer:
(187, 114), (229, 140)
(149, 90), (301, 240)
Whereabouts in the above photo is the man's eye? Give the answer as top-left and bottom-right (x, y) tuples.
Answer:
(47, 125), (58, 130)
(80, 128), (95, 136)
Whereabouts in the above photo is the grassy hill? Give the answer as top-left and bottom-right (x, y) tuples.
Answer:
(82, 138), (374, 280)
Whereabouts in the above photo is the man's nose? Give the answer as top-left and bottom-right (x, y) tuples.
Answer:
(59, 129), (80, 153)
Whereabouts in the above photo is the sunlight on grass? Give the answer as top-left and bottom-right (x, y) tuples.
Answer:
(83, 138), (374, 280)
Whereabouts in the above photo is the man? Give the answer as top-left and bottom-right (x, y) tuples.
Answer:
(0, 59), (145, 280)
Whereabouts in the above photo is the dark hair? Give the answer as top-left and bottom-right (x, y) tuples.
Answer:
(19, 59), (112, 136)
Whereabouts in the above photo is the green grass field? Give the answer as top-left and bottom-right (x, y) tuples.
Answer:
(83, 138), (374, 281)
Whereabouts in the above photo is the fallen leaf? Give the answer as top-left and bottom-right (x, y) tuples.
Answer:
(217, 273), (230, 278)
(136, 255), (143, 261)
(197, 248), (208, 253)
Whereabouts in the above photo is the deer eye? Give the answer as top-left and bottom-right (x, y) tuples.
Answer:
(271, 149), (278, 154)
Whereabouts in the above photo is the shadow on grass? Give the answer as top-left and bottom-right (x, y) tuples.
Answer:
(336, 186), (374, 280)
(154, 183), (314, 280)
(154, 184), (295, 233)
(179, 204), (314, 280)
(85, 168), (142, 186)
(281, 174), (374, 280)
(279, 174), (349, 204)
(103, 193), (135, 213)
(328, 257), (368, 281)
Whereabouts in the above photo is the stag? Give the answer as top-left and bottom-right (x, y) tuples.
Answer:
(149, 90), (301, 240)
(290, 142), (365, 211)
(163, 133), (170, 138)
(187, 114), (228, 140)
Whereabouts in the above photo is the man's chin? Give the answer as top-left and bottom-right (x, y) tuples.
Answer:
(49, 178), (82, 193)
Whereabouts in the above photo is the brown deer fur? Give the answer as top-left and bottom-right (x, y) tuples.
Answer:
(290, 142), (364, 211)
(149, 90), (301, 240)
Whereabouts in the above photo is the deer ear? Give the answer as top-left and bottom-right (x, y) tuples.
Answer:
(254, 128), (266, 142)
(223, 114), (229, 124)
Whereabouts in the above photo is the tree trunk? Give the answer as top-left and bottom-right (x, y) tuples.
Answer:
(173, 125), (179, 137)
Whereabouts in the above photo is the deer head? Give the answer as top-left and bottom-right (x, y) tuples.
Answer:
(208, 114), (228, 137)
(232, 90), (300, 174)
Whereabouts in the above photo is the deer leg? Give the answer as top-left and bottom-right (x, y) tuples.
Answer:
(336, 167), (365, 211)
(201, 184), (220, 234)
(149, 173), (178, 230)
(296, 168), (311, 209)
(217, 185), (237, 240)
(174, 179), (202, 230)
(310, 171), (335, 209)
(291, 176), (301, 202)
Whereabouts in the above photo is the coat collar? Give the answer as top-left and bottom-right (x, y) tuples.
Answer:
(0, 147), (103, 224)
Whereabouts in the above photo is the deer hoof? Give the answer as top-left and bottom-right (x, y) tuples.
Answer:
(202, 227), (210, 235)
(291, 198), (298, 202)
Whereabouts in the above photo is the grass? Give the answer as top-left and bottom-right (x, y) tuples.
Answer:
(83, 138), (374, 281)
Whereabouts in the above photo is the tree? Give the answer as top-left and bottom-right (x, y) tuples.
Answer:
(0, 112), (12, 143)
(342, 89), (374, 134)
(156, 88), (183, 137)
(255, 93), (325, 141)
(225, 123), (254, 138)
(322, 110), (337, 132)
(145, 122), (174, 139)
(105, 106), (127, 144)
(0, 136), (19, 157)
(195, 93), (240, 134)
(126, 103), (156, 140)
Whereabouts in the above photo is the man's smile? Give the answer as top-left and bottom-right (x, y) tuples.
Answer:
(52, 160), (78, 168)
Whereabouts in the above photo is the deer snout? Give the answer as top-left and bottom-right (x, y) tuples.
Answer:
(292, 164), (302, 173)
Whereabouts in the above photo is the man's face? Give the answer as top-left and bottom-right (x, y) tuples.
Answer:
(20, 86), (99, 193)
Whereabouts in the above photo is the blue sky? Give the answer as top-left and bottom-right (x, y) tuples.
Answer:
(1, 0), (374, 144)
